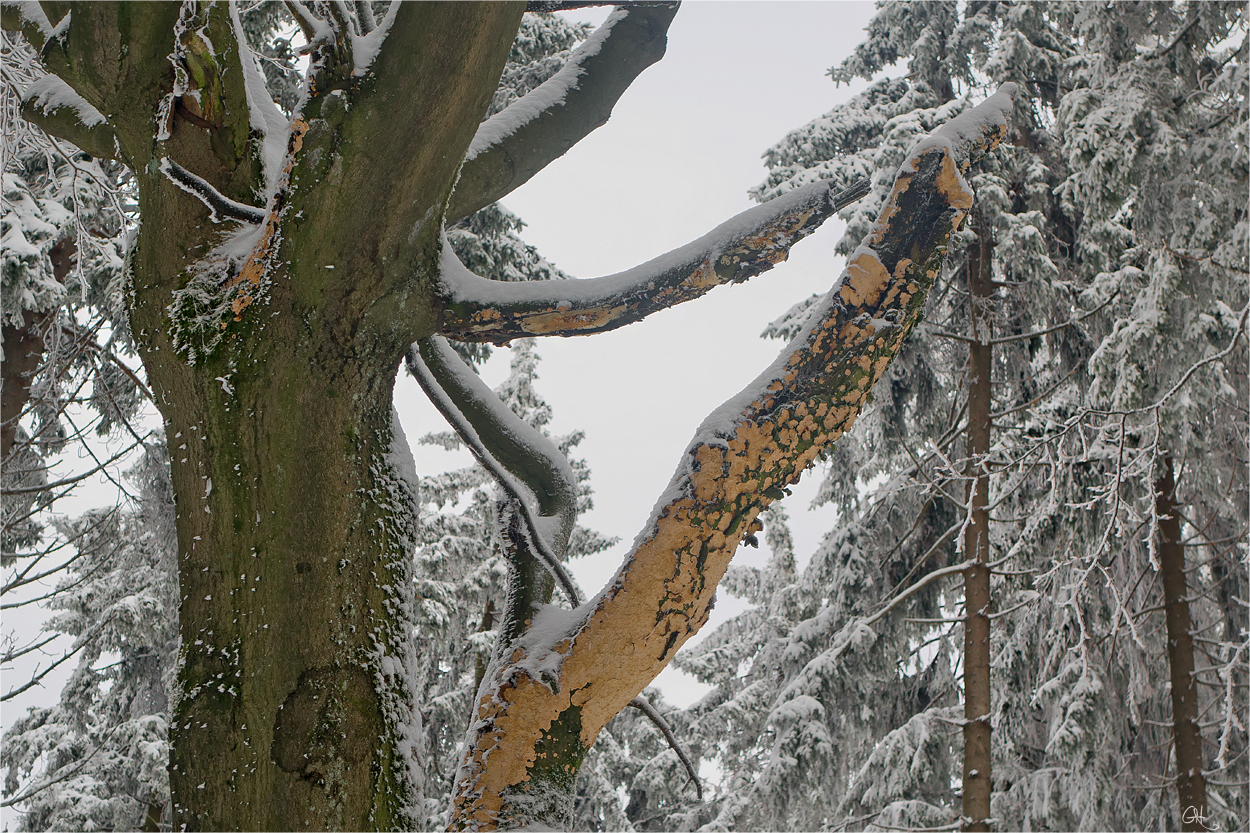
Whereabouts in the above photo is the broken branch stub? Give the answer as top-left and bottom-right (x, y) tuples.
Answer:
(448, 83), (1018, 831)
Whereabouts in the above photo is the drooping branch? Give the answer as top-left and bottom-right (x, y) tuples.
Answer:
(437, 177), (870, 343)
(406, 336), (580, 606)
(449, 83), (1019, 831)
(447, 3), (679, 224)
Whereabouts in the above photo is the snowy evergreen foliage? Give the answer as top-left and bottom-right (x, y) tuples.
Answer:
(2, 30), (137, 557)
(682, 2), (1247, 830)
(410, 340), (619, 829)
(1, 442), (177, 832)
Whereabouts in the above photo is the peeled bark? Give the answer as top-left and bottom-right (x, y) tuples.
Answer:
(961, 210), (993, 833)
(1157, 458), (1210, 831)
(448, 85), (1019, 831)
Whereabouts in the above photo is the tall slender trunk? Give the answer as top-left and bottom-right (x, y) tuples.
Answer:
(962, 211), (993, 832)
(1156, 457), (1210, 830)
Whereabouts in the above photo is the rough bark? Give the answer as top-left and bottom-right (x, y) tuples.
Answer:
(1157, 457), (1210, 831)
(961, 209), (993, 833)
(447, 86), (1019, 831)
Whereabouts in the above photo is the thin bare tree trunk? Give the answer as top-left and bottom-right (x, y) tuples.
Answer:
(1157, 457), (1210, 831)
(962, 210), (993, 832)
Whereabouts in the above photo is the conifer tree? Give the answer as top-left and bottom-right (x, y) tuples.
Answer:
(675, 2), (1247, 830)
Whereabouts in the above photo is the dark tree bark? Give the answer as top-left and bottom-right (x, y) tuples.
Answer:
(961, 209), (993, 833)
(1157, 457), (1210, 831)
(1, 237), (74, 461)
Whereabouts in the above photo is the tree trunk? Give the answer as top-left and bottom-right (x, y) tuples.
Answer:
(1156, 457), (1210, 831)
(99, 4), (527, 828)
(962, 209), (993, 833)
(141, 313), (421, 830)
(1, 237), (75, 460)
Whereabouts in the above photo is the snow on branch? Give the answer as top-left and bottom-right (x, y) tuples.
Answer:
(406, 336), (580, 606)
(449, 3), (679, 222)
(158, 158), (267, 224)
(449, 83), (1019, 829)
(19, 74), (118, 160)
(437, 177), (871, 343)
(0, 2), (68, 50)
(228, 3), (291, 199)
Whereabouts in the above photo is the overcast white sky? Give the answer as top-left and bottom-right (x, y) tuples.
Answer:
(2, 2), (882, 804)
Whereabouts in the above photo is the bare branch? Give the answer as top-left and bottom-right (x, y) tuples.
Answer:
(19, 73), (118, 159)
(283, 1), (322, 43)
(352, 0), (374, 34)
(448, 3), (679, 223)
(158, 158), (266, 224)
(628, 695), (703, 800)
(438, 177), (870, 343)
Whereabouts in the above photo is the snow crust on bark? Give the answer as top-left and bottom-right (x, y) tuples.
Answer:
(347, 0), (402, 77)
(228, 3), (292, 199)
(904, 83), (1018, 174)
(465, 7), (627, 162)
(21, 74), (106, 127)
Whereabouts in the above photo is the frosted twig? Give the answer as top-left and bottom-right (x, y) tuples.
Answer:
(861, 560), (975, 630)
(628, 695), (703, 800)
